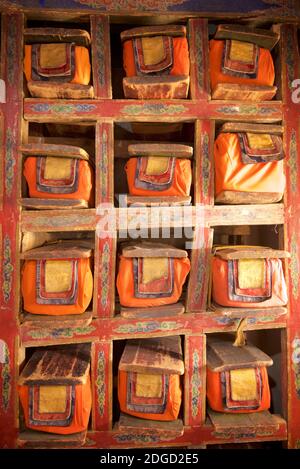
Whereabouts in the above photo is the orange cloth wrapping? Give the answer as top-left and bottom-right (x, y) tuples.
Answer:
(206, 366), (270, 413)
(117, 256), (190, 308)
(118, 370), (181, 421)
(214, 133), (285, 197)
(123, 37), (190, 77)
(209, 39), (275, 91)
(24, 44), (91, 85)
(212, 257), (287, 308)
(21, 257), (93, 315)
(23, 157), (94, 204)
(125, 158), (192, 197)
(18, 375), (92, 434)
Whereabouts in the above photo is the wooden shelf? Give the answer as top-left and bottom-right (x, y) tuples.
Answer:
(19, 311), (287, 347)
(20, 204), (284, 232)
(18, 430), (87, 449)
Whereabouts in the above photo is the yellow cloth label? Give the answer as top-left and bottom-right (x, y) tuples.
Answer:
(39, 43), (67, 69)
(45, 260), (73, 293)
(136, 373), (162, 398)
(238, 258), (265, 289)
(39, 385), (67, 413)
(141, 36), (165, 66)
(44, 157), (72, 180)
(246, 133), (274, 150)
(229, 40), (255, 63)
(146, 157), (170, 175)
(142, 257), (169, 284)
(230, 368), (258, 401)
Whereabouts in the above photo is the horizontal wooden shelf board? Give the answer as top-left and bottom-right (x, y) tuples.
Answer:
(19, 312), (286, 346)
(24, 98), (283, 123)
(209, 304), (287, 317)
(20, 204), (284, 232)
(120, 303), (185, 319)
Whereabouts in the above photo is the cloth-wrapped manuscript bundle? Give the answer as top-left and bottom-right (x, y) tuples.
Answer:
(24, 28), (93, 98)
(118, 336), (184, 421)
(214, 123), (285, 204)
(117, 242), (190, 309)
(211, 246), (289, 308)
(121, 25), (190, 99)
(22, 143), (94, 210)
(21, 240), (93, 316)
(18, 344), (92, 435)
(207, 336), (273, 413)
(209, 24), (279, 100)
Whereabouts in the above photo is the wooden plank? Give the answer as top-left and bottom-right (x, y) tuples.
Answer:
(208, 409), (282, 433)
(19, 343), (91, 385)
(220, 123), (283, 135)
(207, 204), (284, 226)
(120, 303), (185, 319)
(184, 334), (206, 427)
(123, 75), (189, 100)
(128, 143), (193, 158)
(212, 84), (277, 101)
(91, 341), (112, 431)
(215, 191), (283, 204)
(27, 82), (94, 99)
(121, 242), (188, 258)
(20, 310), (93, 328)
(215, 246), (290, 260)
(210, 304), (287, 318)
(214, 24), (279, 50)
(19, 198), (89, 210)
(122, 196), (192, 207)
(120, 25), (186, 42)
(17, 430), (86, 448)
(207, 339), (273, 371)
(117, 413), (184, 436)
(91, 15), (112, 99)
(20, 143), (90, 160)
(20, 239), (93, 259)
(119, 336), (184, 375)
(24, 28), (91, 45)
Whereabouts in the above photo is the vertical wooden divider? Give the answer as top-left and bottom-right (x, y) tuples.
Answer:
(184, 334), (206, 427)
(281, 23), (300, 449)
(0, 12), (24, 448)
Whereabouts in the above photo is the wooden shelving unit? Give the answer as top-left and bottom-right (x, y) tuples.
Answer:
(0, 1), (300, 449)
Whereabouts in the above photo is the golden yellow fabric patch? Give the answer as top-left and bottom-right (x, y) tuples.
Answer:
(146, 157), (170, 175)
(246, 133), (274, 150)
(136, 373), (162, 398)
(238, 258), (265, 289)
(39, 385), (67, 413)
(229, 40), (255, 63)
(230, 368), (258, 401)
(39, 43), (67, 69)
(142, 258), (169, 284)
(141, 36), (165, 66)
(44, 157), (73, 180)
(45, 260), (73, 293)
